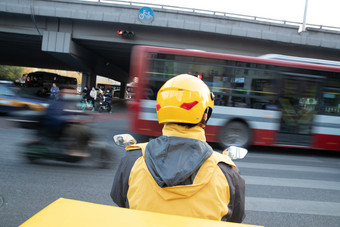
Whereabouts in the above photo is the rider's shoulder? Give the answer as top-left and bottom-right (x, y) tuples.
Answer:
(211, 151), (236, 168)
(126, 142), (148, 151)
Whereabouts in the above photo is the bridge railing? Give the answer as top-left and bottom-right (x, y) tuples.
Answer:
(63, 0), (340, 32)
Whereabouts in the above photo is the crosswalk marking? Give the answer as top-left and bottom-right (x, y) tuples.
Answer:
(237, 154), (340, 223)
(236, 162), (340, 174)
(243, 176), (340, 190)
(244, 153), (324, 163)
(246, 197), (340, 216)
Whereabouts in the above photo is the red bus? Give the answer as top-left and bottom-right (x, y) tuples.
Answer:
(129, 45), (340, 151)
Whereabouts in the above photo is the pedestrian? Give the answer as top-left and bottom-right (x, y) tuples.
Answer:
(90, 87), (97, 100)
(82, 86), (90, 100)
(110, 74), (245, 223)
(89, 87), (97, 110)
(50, 83), (60, 100)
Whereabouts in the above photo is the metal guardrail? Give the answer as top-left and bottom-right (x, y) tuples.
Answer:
(53, 0), (340, 32)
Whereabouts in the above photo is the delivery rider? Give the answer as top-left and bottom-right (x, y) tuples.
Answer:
(111, 74), (245, 223)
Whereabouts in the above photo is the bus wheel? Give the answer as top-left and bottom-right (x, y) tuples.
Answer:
(219, 121), (251, 148)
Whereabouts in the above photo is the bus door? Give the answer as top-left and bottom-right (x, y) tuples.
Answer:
(276, 73), (323, 147)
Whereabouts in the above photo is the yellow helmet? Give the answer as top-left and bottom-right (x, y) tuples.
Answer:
(156, 74), (214, 125)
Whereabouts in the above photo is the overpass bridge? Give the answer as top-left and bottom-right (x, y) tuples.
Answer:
(1, 0), (340, 88)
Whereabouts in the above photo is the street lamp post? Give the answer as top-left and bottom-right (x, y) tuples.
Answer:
(301, 0), (309, 32)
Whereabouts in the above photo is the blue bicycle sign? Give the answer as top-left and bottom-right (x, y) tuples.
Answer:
(138, 7), (154, 24)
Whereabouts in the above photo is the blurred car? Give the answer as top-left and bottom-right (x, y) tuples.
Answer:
(0, 80), (48, 114)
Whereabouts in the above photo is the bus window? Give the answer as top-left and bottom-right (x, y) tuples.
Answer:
(278, 75), (320, 136)
(149, 54), (281, 109)
(322, 89), (340, 115)
(65, 77), (77, 85)
(321, 73), (340, 115)
(250, 71), (278, 110)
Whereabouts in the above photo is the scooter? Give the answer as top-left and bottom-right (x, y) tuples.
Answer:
(11, 110), (111, 168)
(23, 125), (110, 168)
(22, 121), (111, 168)
(98, 95), (112, 113)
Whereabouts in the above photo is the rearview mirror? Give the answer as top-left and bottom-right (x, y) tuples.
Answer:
(223, 146), (248, 160)
(113, 134), (137, 147)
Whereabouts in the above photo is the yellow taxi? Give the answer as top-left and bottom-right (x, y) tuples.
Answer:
(0, 81), (47, 113)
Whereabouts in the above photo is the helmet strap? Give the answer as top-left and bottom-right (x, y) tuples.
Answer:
(199, 113), (208, 129)
(198, 122), (206, 129)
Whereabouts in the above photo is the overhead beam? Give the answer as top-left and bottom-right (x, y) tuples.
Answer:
(94, 60), (129, 83)
(41, 31), (129, 82)
(42, 31), (93, 72)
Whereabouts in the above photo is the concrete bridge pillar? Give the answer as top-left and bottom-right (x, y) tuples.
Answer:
(81, 73), (97, 89)
(120, 82), (127, 99)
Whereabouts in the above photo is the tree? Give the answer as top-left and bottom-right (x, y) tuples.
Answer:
(0, 65), (24, 81)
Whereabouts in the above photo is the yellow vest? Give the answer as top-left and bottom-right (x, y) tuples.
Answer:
(126, 142), (236, 221)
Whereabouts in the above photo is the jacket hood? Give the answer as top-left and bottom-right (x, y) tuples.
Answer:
(145, 124), (215, 190)
(143, 124), (216, 199)
(145, 135), (213, 188)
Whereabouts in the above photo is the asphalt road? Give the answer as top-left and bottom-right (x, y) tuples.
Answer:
(0, 111), (340, 227)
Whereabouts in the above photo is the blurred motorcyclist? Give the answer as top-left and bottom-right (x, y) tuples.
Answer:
(42, 89), (69, 139)
(41, 89), (91, 151)
(111, 74), (245, 222)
